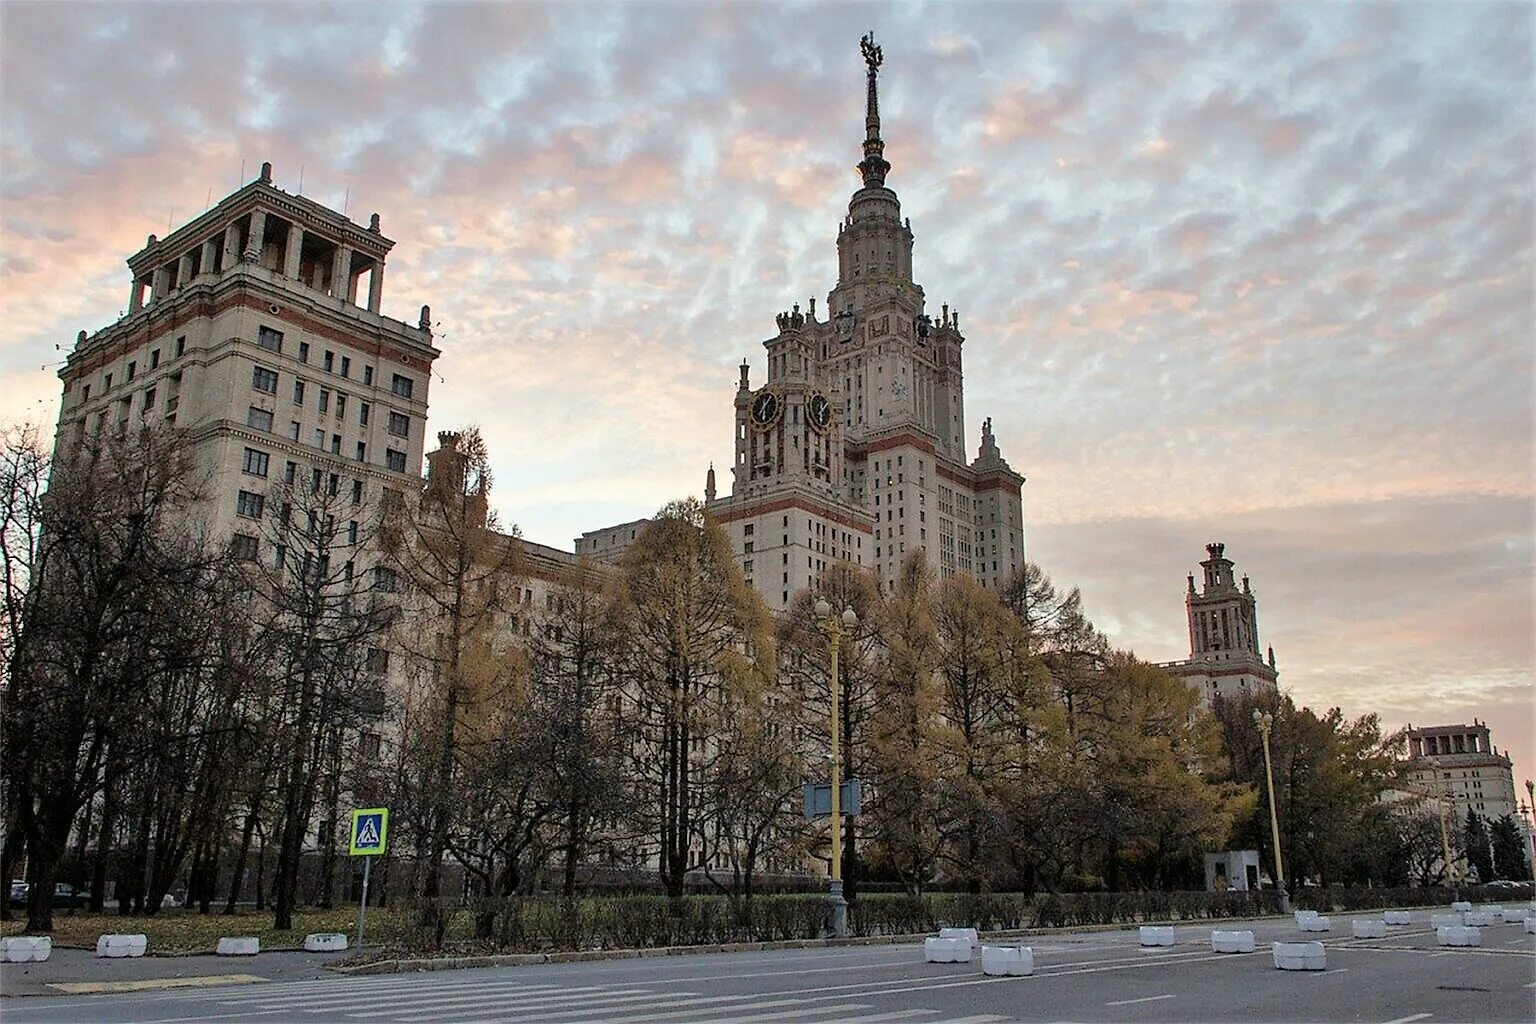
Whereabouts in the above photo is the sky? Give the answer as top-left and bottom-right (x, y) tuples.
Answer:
(2, 2), (1532, 805)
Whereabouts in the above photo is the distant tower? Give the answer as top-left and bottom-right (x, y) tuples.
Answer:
(1162, 543), (1279, 707)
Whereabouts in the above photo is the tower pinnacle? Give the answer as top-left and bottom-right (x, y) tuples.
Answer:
(858, 33), (891, 188)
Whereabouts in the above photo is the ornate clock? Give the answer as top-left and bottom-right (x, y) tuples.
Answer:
(807, 392), (832, 432)
(750, 389), (783, 431)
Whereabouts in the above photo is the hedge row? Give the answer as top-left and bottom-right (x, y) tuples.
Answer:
(385, 884), (1531, 954)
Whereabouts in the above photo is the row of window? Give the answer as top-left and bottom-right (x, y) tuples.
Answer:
(243, 444), (408, 479)
(80, 337), (189, 405)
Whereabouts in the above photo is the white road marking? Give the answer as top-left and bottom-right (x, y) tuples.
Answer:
(1104, 994), (1176, 1006)
(214, 980), (569, 1006)
(377, 989), (679, 1020)
(662, 1003), (877, 1024)
(356, 982), (663, 1019)
(1317, 968), (1350, 975)
(444, 994), (768, 1024)
(929, 1017), (1013, 1024)
(1380, 1014), (1433, 1024)
(458, 996), (809, 1024)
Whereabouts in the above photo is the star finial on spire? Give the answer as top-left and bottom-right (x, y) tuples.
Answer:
(857, 33), (891, 188)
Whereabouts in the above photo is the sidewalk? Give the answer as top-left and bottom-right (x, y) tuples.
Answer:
(0, 946), (352, 998)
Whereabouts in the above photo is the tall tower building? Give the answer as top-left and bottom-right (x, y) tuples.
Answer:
(1161, 543), (1280, 706)
(54, 162), (439, 561)
(707, 36), (1026, 611)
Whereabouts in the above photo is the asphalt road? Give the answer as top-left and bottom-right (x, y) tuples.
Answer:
(3, 914), (1533, 1023)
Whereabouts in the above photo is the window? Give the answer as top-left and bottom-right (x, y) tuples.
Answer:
(391, 373), (413, 399)
(241, 448), (269, 476)
(257, 325), (283, 352)
(142, 388), (156, 415)
(284, 460), (297, 484)
(359, 732), (381, 759)
(375, 566), (398, 592)
(336, 393), (347, 419)
(313, 428), (324, 449)
(330, 433), (341, 454)
(105, 372), (113, 390)
(175, 336), (186, 357)
(387, 412), (409, 437)
(150, 349), (161, 369)
(340, 356), (351, 378)
(386, 449), (406, 473)
(319, 389), (330, 414)
(356, 441), (367, 462)
(126, 360), (136, 382)
(323, 350), (334, 372)
(360, 402), (370, 426)
(82, 384), (91, 401)
(289, 420), (300, 440)
(230, 533), (258, 561)
(236, 490), (265, 519)
(293, 380), (306, 405)
(298, 341), (310, 363)
(366, 647), (390, 673)
(351, 479), (363, 503)
(247, 406), (273, 432)
(364, 365), (374, 386)
(348, 521), (359, 545)
(275, 544), (287, 569)
(252, 366), (278, 393)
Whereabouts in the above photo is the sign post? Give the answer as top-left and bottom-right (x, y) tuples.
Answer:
(349, 808), (389, 949)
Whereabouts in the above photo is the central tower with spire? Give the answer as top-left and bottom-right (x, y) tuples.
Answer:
(707, 36), (1026, 609)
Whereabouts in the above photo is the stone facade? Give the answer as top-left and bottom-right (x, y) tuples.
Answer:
(1405, 721), (1521, 823)
(1160, 543), (1280, 707)
(55, 162), (439, 561)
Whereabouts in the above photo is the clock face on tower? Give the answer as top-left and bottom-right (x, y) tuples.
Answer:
(807, 392), (832, 432)
(750, 389), (783, 430)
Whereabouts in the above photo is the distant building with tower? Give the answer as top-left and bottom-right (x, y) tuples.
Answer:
(1159, 543), (1279, 707)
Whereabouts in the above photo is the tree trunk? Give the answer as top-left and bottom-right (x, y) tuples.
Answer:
(225, 797), (261, 915)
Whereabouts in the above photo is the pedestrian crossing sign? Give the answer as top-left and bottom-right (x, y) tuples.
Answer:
(349, 807), (389, 856)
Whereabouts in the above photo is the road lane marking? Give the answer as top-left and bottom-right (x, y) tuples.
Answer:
(929, 1017), (1013, 1024)
(347, 987), (660, 1018)
(48, 974), (266, 994)
(1105, 994), (1176, 1006)
(214, 980), (569, 1005)
(672, 1003), (877, 1024)
(1380, 1014), (1433, 1024)
(1317, 968), (1350, 974)
(454, 997), (809, 1024)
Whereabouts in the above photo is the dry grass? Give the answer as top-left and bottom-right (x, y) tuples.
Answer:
(0, 906), (400, 954)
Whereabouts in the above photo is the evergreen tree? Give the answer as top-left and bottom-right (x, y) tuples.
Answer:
(1488, 814), (1531, 881)
(1462, 808), (1494, 883)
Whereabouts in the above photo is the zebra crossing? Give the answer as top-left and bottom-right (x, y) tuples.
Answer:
(200, 971), (1017, 1024)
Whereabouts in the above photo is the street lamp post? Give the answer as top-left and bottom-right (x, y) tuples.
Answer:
(815, 598), (858, 939)
(1252, 710), (1290, 913)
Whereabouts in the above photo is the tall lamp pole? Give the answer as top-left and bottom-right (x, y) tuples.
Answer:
(1252, 710), (1290, 913)
(815, 598), (857, 939)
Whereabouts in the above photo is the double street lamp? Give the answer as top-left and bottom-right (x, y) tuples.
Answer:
(814, 598), (857, 939)
(1252, 710), (1291, 913)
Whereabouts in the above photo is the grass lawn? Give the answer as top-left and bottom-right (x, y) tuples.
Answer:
(0, 906), (412, 954)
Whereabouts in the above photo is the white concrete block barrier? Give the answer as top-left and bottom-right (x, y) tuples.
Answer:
(1524, 916), (1535, 935)
(1139, 926), (1176, 946)
(980, 945), (1034, 976)
(923, 936), (973, 963)
(1478, 907), (1506, 923)
(96, 934), (148, 958)
(1350, 919), (1387, 939)
(1293, 910), (1319, 926)
(1429, 912), (1463, 929)
(1383, 910), (1411, 926)
(938, 927), (980, 944)
(0, 936), (52, 963)
(304, 932), (349, 952)
(1436, 925), (1481, 947)
(216, 936), (260, 956)
(1272, 941), (1327, 971)
(1298, 915), (1332, 932)
(1210, 929), (1255, 953)
(1462, 911), (1495, 927)
(1449, 900), (1472, 912)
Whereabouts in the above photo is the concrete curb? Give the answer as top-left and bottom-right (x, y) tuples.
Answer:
(332, 913), (1301, 976)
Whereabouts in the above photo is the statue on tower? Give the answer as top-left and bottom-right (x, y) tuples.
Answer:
(861, 31), (882, 69)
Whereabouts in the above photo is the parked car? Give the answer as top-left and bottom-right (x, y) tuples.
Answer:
(52, 883), (82, 909)
(8, 880), (26, 903)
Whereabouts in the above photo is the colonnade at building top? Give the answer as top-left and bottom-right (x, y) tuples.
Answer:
(126, 178), (389, 317)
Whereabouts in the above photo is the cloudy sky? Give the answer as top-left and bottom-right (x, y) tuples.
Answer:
(3, 2), (1532, 800)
